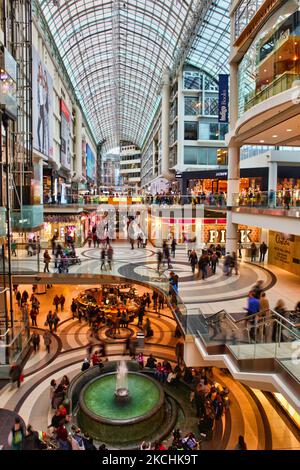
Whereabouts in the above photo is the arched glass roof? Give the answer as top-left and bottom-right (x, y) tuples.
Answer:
(38, 0), (230, 151)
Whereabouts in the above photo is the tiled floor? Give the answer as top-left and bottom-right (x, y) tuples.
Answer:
(1, 241), (299, 449)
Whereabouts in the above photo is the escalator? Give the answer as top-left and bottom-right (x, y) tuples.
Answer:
(184, 308), (300, 413)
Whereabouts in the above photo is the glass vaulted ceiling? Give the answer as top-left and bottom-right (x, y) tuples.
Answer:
(38, 0), (230, 151)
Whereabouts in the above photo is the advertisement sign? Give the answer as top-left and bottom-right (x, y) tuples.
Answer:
(0, 48), (17, 120)
(269, 231), (300, 276)
(82, 138), (87, 179)
(86, 143), (96, 181)
(218, 74), (229, 123)
(32, 47), (54, 158)
(60, 99), (72, 169)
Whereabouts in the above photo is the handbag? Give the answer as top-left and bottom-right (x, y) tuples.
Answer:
(19, 374), (24, 382)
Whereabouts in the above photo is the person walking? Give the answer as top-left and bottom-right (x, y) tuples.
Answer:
(259, 292), (270, 342)
(52, 311), (60, 333)
(43, 249), (51, 273)
(30, 307), (38, 327)
(59, 294), (65, 311)
(46, 310), (54, 332)
(87, 230), (93, 248)
(211, 251), (218, 275)
(92, 232), (98, 248)
(31, 332), (40, 352)
(152, 291), (158, 312)
(9, 363), (23, 389)
(234, 435), (247, 450)
(11, 239), (17, 257)
(71, 298), (77, 320)
(272, 299), (287, 343)
(158, 294), (164, 315)
(107, 244), (113, 270)
(245, 291), (260, 342)
(157, 250), (163, 272)
(171, 238), (177, 258)
(250, 243), (257, 262)
(238, 242), (243, 258)
(189, 249), (198, 274)
(232, 251), (239, 275)
(8, 417), (25, 450)
(198, 252), (209, 280)
(43, 330), (52, 353)
(53, 295), (60, 311)
(16, 290), (21, 307)
(100, 247), (106, 270)
(259, 242), (268, 262)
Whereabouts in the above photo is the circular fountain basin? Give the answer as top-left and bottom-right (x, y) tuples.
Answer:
(78, 372), (165, 444)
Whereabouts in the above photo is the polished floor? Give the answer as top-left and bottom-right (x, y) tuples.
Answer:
(1, 242), (300, 449)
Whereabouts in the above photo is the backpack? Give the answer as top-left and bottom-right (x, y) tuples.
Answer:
(12, 429), (23, 445)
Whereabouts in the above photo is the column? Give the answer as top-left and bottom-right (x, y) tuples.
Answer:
(177, 68), (184, 170)
(161, 67), (172, 179)
(75, 105), (83, 179)
(152, 140), (156, 176)
(268, 161), (277, 191)
(226, 146), (240, 254)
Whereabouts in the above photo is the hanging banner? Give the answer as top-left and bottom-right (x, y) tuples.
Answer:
(32, 46), (54, 158)
(60, 98), (71, 169)
(86, 143), (96, 181)
(218, 74), (229, 123)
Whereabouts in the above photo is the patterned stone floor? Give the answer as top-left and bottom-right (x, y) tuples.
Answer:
(1, 242), (300, 449)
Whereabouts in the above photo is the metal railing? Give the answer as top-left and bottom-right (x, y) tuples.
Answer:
(43, 193), (228, 208)
(191, 307), (300, 383)
(244, 72), (300, 112)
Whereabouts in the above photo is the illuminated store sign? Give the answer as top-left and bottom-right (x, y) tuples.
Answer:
(208, 229), (252, 243)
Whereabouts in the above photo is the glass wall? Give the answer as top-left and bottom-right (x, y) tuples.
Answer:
(184, 146), (220, 165)
(184, 96), (199, 115)
(199, 122), (228, 140)
(183, 71), (201, 90)
(238, 2), (300, 115)
(234, 0), (264, 39)
(184, 121), (198, 140)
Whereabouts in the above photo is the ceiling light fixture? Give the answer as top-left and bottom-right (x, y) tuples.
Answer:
(286, 129), (292, 132)
(272, 135), (278, 138)
(259, 140), (265, 143)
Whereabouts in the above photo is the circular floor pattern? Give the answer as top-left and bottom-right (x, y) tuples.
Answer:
(119, 261), (276, 303)
(81, 247), (155, 262)
(105, 326), (134, 341)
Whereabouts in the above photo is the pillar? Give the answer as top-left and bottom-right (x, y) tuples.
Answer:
(75, 105), (83, 180)
(161, 67), (172, 179)
(226, 146), (240, 254)
(268, 161), (277, 192)
(177, 68), (184, 169)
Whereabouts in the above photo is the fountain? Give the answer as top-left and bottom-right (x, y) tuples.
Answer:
(115, 360), (129, 401)
(76, 361), (166, 446)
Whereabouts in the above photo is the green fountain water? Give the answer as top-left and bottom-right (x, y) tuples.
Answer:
(83, 374), (161, 420)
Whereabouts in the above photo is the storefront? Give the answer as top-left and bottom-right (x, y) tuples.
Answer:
(277, 166), (300, 193)
(181, 168), (269, 194)
(42, 211), (98, 246)
(149, 212), (261, 247)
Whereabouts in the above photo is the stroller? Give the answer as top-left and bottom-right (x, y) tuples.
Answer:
(67, 255), (81, 266)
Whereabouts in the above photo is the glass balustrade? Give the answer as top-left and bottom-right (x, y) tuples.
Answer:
(190, 307), (300, 383)
(232, 191), (300, 209)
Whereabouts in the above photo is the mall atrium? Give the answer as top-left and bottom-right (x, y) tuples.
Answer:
(0, 0), (299, 452)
